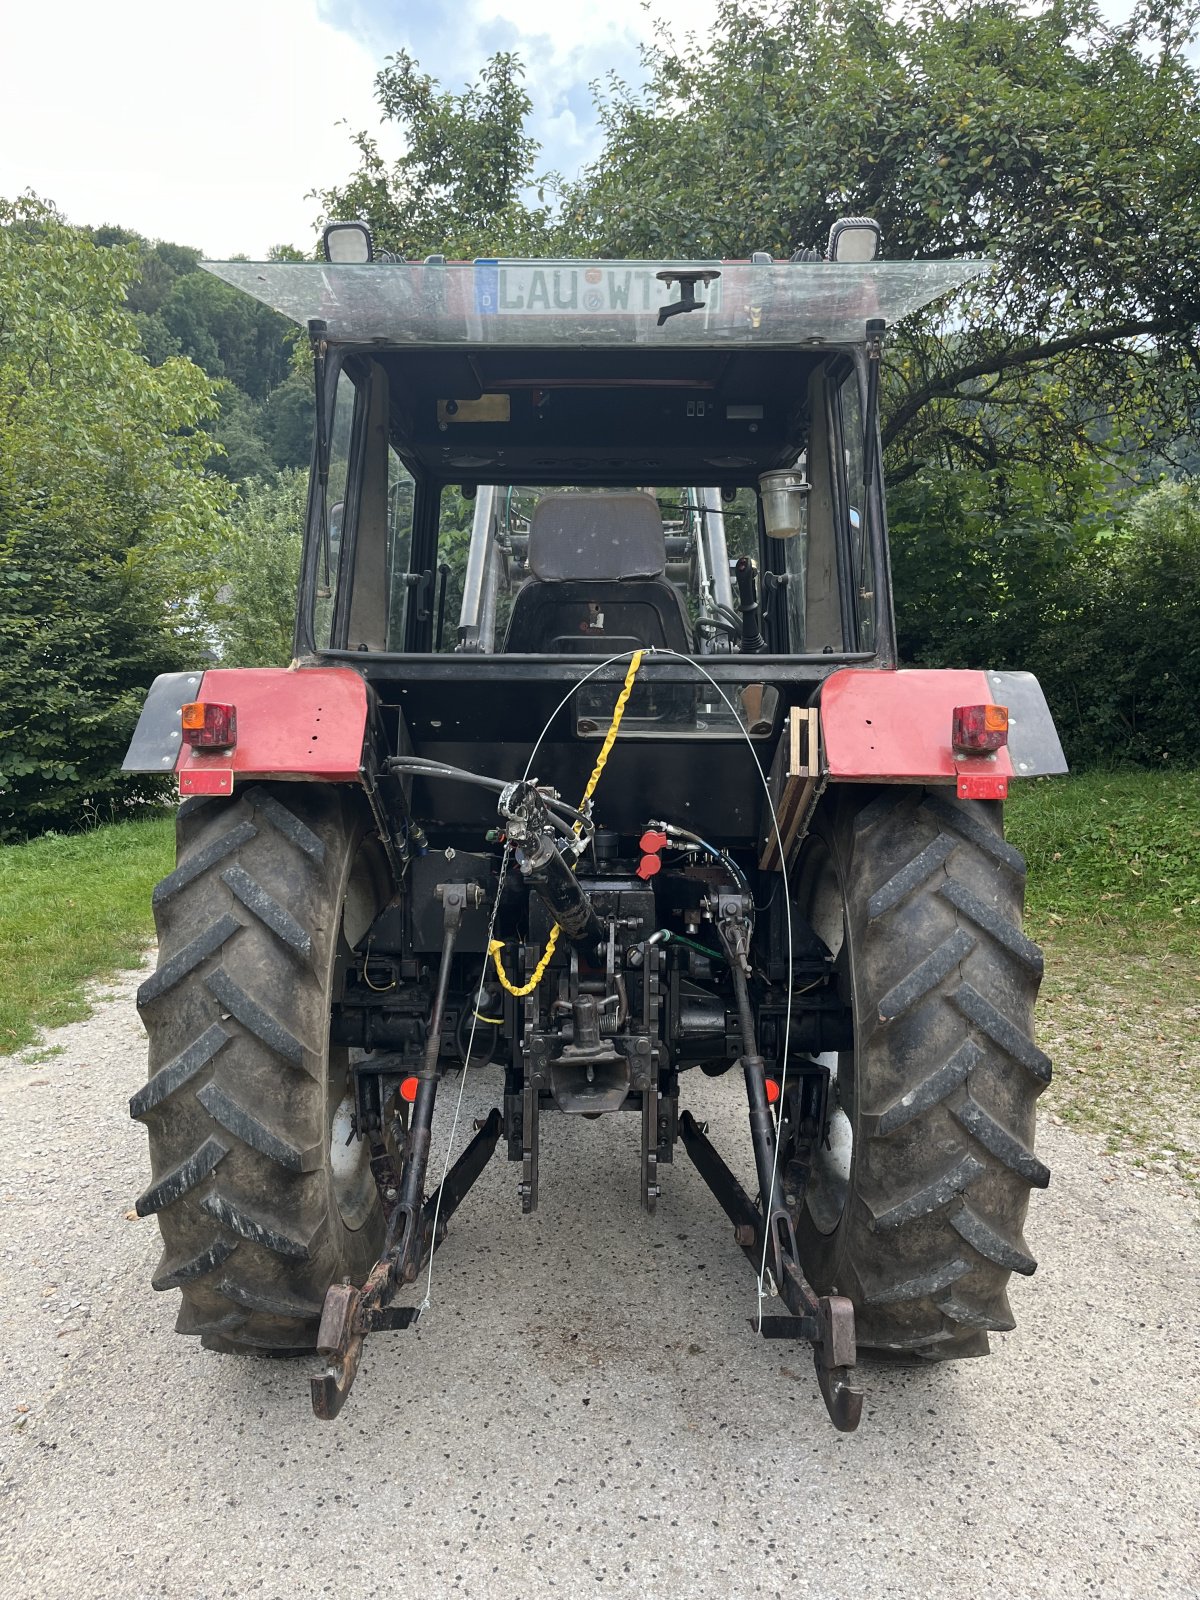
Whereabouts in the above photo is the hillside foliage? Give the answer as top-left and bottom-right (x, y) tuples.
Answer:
(0, 197), (230, 837)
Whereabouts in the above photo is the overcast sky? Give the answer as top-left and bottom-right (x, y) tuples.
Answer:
(0, 0), (706, 258)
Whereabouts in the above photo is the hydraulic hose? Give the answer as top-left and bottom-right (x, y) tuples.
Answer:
(387, 757), (591, 833)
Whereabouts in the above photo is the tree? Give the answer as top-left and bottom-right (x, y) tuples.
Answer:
(158, 267), (294, 399)
(209, 469), (307, 668)
(262, 369), (315, 472)
(559, 0), (1200, 488)
(315, 50), (551, 259)
(320, 4), (1198, 497)
(0, 195), (229, 837)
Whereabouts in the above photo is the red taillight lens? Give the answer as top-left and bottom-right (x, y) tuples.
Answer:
(181, 701), (237, 750)
(399, 1076), (419, 1104)
(952, 703), (1008, 754)
(765, 1077), (780, 1105)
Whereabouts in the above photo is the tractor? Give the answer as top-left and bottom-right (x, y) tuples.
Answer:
(123, 221), (1066, 1431)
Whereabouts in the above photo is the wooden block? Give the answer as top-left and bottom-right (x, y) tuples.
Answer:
(759, 706), (820, 871)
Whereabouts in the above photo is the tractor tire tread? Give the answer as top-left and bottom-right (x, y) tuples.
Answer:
(196, 1081), (320, 1172)
(152, 821), (258, 906)
(796, 785), (1049, 1359)
(129, 1023), (230, 1120)
(136, 914), (242, 1007)
(220, 864), (314, 961)
(205, 965), (309, 1069)
(250, 788), (326, 861)
(152, 1237), (237, 1291)
(135, 1135), (228, 1216)
(872, 1038), (981, 1135)
(131, 783), (385, 1355)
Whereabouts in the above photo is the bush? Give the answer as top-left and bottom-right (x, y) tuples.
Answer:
(211, 470), (307, 667)
(1039, 484), (1200, 766)
(0, 195), (228, 839)
(891, 474), (1200, 768)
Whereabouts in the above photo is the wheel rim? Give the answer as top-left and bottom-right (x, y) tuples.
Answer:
(326, 842), (388, 1233)
(799, 837), (855, 1237)
(328, 1082), (377, 1231)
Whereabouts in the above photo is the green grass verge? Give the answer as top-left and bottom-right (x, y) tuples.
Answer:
(0, 813), (174, 1055)
(1007, 768), (1200, 951)
(1007, 770), (1199, 1200)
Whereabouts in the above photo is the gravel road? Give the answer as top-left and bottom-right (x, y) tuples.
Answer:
(2, 965), (1198, 1600)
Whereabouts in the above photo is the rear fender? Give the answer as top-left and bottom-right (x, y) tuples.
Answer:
(817, 668), (1067, 801)
(122, 666), (370, 797)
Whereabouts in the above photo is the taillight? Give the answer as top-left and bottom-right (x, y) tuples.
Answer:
(181, 701), (237, 750)
(765, 1078), (781, 1105)
(952, 703), (1008, 754)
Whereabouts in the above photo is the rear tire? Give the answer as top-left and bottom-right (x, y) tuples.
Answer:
(792, 785), (1050, 1358)
(131, 783), (390, 1352)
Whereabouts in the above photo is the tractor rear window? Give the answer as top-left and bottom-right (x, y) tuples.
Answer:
(442, 485), (749, 657)
(314, 360), (416, 653)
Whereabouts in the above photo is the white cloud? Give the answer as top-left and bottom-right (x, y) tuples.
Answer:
(461, 0), (721, 170)
(0, 0), (385, 256)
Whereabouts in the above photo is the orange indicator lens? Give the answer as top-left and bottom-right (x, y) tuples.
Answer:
(181, 701), (237, 750)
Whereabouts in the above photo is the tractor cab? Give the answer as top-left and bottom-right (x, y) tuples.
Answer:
(207, 251), (985, 673)
(200, 251), (990, 829)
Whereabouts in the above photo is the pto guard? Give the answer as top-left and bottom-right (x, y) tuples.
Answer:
(818, 668), (1067, 800)
(122, 667), (369, 797)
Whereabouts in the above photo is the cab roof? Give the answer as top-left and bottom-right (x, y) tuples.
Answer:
(202, 257), (988, 351)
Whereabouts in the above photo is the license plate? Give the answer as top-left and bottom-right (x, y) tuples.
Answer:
(475, 263), (723, 316)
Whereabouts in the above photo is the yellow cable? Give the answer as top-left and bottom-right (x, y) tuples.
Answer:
(489, 650), (643, 998)
(576, 648), (644, 817)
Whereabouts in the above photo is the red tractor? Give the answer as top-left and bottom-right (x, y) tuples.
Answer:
(124, 222), (1065, 1430)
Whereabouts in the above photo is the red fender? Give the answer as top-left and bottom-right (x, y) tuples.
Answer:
(818, 668), (1067, 800)
(122, 667), (369, 798)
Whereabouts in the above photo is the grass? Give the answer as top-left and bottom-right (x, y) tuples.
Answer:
(1007, 768), (1200, 951)
(0, 812), (174, 1055)
(1007, 771), (1200, 1200)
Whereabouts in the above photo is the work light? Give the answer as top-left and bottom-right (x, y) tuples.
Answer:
(322, 221), (374, 264)
(827, 217), (882, 262)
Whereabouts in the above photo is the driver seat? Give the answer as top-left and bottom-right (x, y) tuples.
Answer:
(503, 493), (692, 654)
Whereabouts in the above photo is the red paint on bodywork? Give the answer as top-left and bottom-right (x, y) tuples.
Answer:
(820, 669), (1014, 785)
(176, 667), (368, 795)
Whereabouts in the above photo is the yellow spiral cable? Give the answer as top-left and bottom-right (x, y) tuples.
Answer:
(488, 649), (644, 998)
